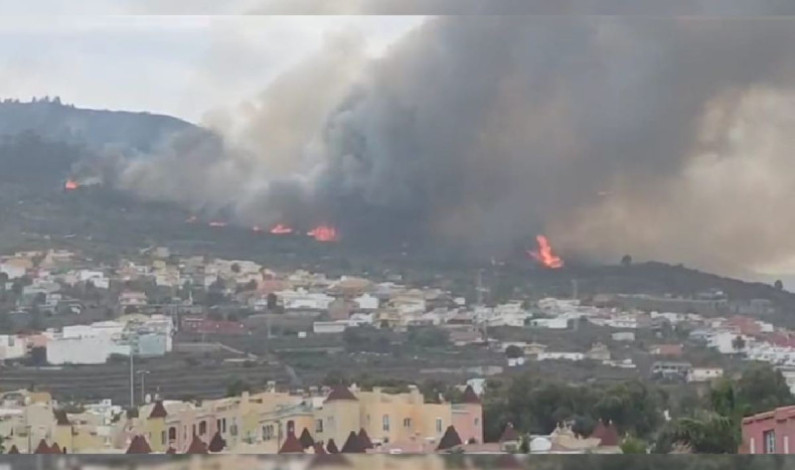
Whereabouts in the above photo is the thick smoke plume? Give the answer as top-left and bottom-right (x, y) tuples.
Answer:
(118, 17), (795, 275)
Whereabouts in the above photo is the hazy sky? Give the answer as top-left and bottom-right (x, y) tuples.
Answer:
(0, 14), (423, 122)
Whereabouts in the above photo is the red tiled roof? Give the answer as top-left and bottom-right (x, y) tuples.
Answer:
(499, 423), (520, 442)
(50, 443), (61, 454)
(33, 439), (52, 454)
(437, 425), (463, 451)
(184, 435), (208, 454)
(340, 431), (365, 453)
(313, 442), (327, 455)
(279, 431), (305, 454)
(357, 428), (373, 449)
(299, 428), (315, 449)
(461, 385), (481, 404)
(7, 445), (19, 454)
(149, 400), (168, 419)
(590, 420), (620, 447)
(126, 435), (152, 454)
(326, 439), (340, 454)
(53, 409), (71, 426)
(208, 431), (226, 453)
(325, 385), (357, 403)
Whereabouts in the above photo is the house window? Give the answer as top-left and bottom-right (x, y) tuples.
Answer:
(161, 431), (166, 445)
(287, 420), (295, 434)
(184, 426), (188, 440)
(436, 418), (443, 434)
(168, 427), (177, 442)
(474, 418), (480, 426)
(199, 421), (207, 435)
(192, 424), (196, 436)
(382, 415), (390, 432)
(316, 419), (324, 433)
(403, 418), (412, 428)
(786, 435), (790, 454)
(764, 430), (776, 454)
(263, 425), (275, 441)
(230, 423), (238, 437)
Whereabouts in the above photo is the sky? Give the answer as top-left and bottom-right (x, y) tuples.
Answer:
(0, 14), (424, 123)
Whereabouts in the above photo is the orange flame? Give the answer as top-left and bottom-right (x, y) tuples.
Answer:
(527, 235), (564, 269)
(270, 224), (294, 235)
(64, 180), (79, 190)
(307, 225), (339, 242)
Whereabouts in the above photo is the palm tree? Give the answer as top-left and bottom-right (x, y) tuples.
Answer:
(669, 412), (739, 453)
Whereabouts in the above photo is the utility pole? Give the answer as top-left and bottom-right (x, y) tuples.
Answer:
(476, 270), (484, 306)
(137, 370), (150, 405)
(129, 350), (134, 409)
(128, 331), (139, 408)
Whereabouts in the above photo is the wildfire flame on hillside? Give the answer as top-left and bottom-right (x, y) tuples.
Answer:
(527, 235), (564, 269)
(307, 225), (339, 242)
(64, 180), (79, 191)
(270, 224), (294, 235)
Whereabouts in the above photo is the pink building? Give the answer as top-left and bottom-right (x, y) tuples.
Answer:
(741, 405), (795, 454)
(451, 386), (484, 444)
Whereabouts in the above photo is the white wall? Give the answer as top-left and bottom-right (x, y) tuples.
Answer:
(47, 336), (114, 365)
(0, 335), (26, 360)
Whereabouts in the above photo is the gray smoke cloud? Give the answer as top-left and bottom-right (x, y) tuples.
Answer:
(118, 16), (795, 275)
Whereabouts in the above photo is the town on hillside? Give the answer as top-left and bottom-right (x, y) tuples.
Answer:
(0, 247), (793, 457)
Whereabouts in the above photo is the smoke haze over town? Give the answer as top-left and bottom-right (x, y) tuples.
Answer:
(100, 15), (795, 278)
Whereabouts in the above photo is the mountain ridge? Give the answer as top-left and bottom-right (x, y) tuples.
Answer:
(0, 98), (201, 153)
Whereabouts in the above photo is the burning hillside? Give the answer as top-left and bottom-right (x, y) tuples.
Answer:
(270, 224), (294, 235)
(307, 225), (339, 242)
(528, 235), (563, 269)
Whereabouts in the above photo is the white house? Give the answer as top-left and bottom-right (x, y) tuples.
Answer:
(313, 321), (348, 334)
(708, 331), (748, 354)
(687, 367), (724, 383)
(507, 357), (526, 367)
(277, 289), (335, 311)
(611, 331), (636, 342)
(119, 291), (147, 308)
(537, 352), (585, 362)
(353, 293), (379, 311)
(528, 318), (569, 329)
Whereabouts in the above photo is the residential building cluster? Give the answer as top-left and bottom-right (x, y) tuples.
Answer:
(0, 382), (486, 455)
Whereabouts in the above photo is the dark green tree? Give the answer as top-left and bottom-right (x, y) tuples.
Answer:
(505, 345), (524, 359)
(735, 364), (794, 415)
(225, 378), (251, 397)
(668, 411), (739, 453)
